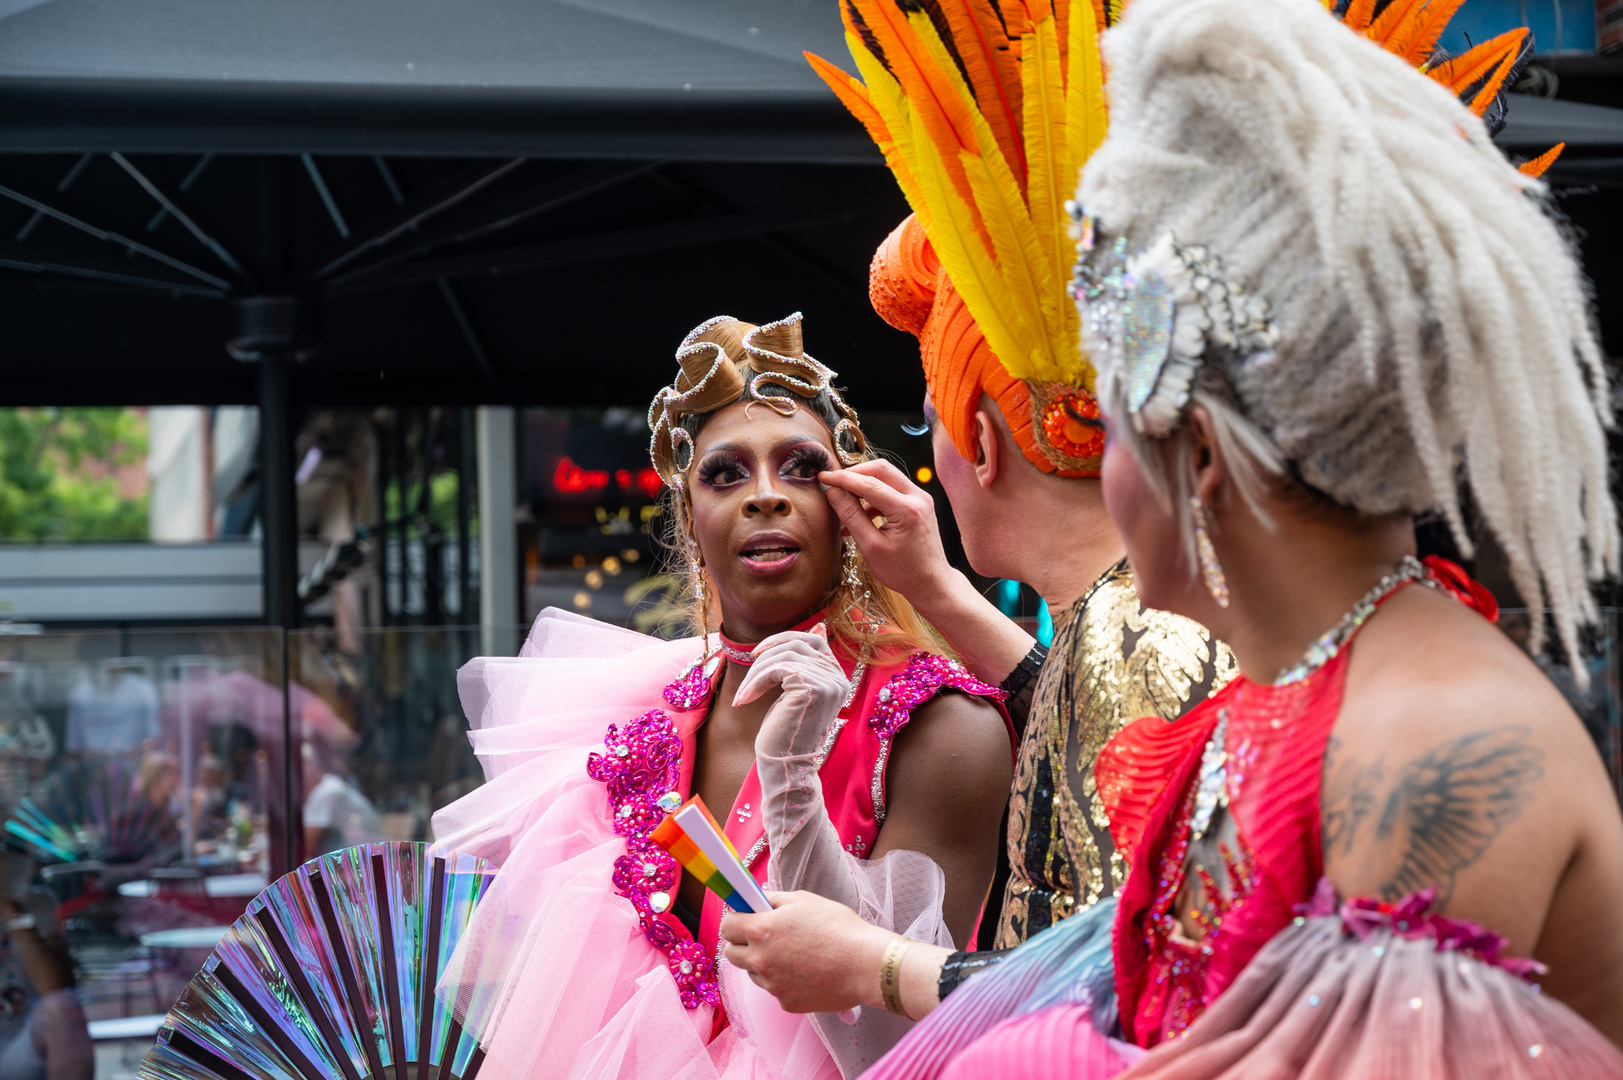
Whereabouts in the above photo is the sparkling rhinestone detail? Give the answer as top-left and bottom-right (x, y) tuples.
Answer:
(1190, 710), (1229, 841)
(866, 652), (1005, 823)
(663, 653), (722, 711)
(1274, 557), (1427, 685)
(586, 708), (719, 1010)
(867, 652), (1005, 741)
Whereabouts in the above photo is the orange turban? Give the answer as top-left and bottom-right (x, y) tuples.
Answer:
(871, 215), (1103, 479)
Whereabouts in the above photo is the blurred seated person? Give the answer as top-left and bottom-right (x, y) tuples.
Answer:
(301, 740), (383, 858)
(0, 854), (92, 1080)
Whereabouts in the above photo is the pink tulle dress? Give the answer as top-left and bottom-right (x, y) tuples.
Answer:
(429, 608), (1007, 1080)
(868, 558), (1623, 1079)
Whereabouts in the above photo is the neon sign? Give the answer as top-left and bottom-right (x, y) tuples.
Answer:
(554, 458), (664, 499)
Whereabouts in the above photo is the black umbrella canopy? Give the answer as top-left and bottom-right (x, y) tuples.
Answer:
(0, 0), (931, 412)
(0, 0), (1618, 415)
(0, 0), (871, 160)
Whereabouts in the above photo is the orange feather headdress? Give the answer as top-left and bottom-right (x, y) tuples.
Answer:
(808, 0), (1558, 479)
(1334, 0), (1561, 176)
(810, 0), (1117, 477)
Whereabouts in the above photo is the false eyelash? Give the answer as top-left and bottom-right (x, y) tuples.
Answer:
(1064, 401), (1105, 429)
(696, 452), (746, 487)
(901, 420), (930, 437)
(782, 445), (833, 475)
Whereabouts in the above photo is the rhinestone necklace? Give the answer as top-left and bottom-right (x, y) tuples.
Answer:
(716, 634), (757, 666)
(1190, 556), (1429, 842)
(1272, 555), (1428, 686)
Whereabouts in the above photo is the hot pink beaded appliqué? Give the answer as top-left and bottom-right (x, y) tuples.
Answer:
(868, 653), (1005, 739)
(584, 708), (720, 1009)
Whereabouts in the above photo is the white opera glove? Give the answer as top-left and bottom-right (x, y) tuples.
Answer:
(729, 627), (943, 1075)
(731, 626), (861, 908)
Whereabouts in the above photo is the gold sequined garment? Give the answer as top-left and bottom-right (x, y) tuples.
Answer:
(995, 560), (1236, 948)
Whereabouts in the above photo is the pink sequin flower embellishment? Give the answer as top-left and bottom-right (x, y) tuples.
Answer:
(587, 708), (720, 1009)
(663, 653), (721, 712)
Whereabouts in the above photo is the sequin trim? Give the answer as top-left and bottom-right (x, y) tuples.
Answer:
(742, 834), (768, 870)
(867, 653), (1006, 740)
(586, 709), (720, 1010)
(866, 652), (1006, 823)
(663, 653), (722, 712)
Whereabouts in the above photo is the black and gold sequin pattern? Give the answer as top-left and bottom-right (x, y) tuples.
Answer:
(995, 560), (1236, 948)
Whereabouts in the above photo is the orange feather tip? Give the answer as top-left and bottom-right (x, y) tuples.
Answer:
(1518, 142), (1564, 178)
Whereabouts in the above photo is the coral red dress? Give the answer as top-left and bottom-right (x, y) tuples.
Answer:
(868, 558), (1623, 1080)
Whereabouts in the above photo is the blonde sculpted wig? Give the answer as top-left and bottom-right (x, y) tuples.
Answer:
(647, 313), (938, 657)
(1074, 0), (1616, 660)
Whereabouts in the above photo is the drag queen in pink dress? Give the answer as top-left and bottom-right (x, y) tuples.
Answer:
(428, 313), (1014, 1079)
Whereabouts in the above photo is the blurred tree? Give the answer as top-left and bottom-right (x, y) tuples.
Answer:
(0, 408), (149, 541)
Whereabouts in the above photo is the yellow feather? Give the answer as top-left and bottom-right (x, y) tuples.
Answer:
(909, 8), (1029, 263)
(1061, 0), (1105, 386)
(918, 8), (1064, 379)
(1021, 9), (1074, 382)
(847, 35), (939, 246)
(1065, 0), (1107, 171)
(907, 106), (1035, 378)
(811, 0), (1099, 392)
(959, 142), (1057, 380)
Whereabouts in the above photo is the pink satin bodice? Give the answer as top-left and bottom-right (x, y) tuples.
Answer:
(665, 642), (1010, 956)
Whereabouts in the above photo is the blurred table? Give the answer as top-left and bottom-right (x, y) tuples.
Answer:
(138, 926), (229, 950)
(119, 872), (266, 899)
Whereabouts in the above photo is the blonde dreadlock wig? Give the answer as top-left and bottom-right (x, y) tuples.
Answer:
(1072, 0), (1615, 661)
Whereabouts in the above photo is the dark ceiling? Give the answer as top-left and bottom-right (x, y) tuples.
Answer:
(0, 0), (1618, 413)
(0, 151), (920, 410)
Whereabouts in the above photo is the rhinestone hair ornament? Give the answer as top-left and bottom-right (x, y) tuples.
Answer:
(1068, 203), (1279, 438)
(647, 312), (867, 489)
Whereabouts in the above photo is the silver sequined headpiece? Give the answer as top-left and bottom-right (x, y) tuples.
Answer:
(1067, 203), (1278, 437)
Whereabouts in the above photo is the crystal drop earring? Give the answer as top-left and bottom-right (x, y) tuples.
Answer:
(842, 537), (882, 632)
(1188, 496), (1230, 609)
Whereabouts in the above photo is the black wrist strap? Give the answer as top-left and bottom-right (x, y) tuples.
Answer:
(997, 641), (1048, 699)
(938, 947), (1014, 1002)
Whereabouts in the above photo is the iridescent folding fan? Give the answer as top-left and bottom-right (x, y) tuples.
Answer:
(3, 758), (178, 864)
(139, 842), (495, 1080)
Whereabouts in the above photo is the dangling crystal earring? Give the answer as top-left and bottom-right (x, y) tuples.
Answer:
(842, 538), (882, 632)
(1188, 496), (1230, 608)
(689, 546), (716, 658)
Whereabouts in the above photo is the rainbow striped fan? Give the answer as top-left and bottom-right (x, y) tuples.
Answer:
(3, 758), (178, 864)
(138, 842), (495, 1080)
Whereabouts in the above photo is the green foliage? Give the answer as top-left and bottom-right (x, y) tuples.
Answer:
(383, 470), (469, 536)
(0, 408), (149, 541)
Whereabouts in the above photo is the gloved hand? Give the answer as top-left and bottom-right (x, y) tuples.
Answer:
(731, 623), (858, 902)
(726, 623), (945, 1073)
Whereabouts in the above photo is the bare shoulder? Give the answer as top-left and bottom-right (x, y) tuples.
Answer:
(1322, 586), (1622, 961)
(892, 689), (1012, 786)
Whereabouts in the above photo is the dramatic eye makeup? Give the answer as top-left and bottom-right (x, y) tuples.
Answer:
(781, 444), (832, 479)
(900, 419), (930, 437)
(695, 451), (747, 488)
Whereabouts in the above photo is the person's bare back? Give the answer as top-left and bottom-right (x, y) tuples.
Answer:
(1326, 584), (1623, 1046)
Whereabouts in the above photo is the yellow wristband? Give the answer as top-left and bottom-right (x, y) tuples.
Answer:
(879, 936), (915, 1018)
